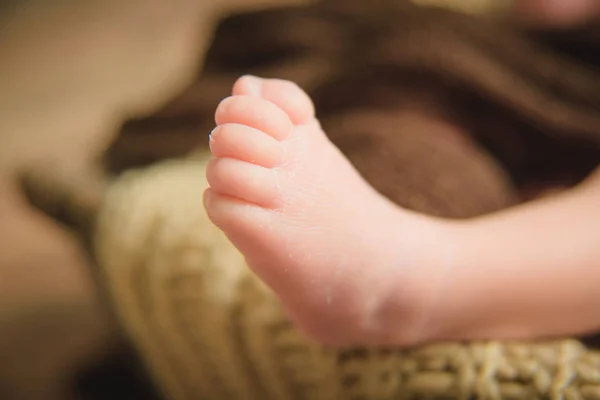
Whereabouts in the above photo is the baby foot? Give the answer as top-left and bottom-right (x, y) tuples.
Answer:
(204, 76), (448, 346)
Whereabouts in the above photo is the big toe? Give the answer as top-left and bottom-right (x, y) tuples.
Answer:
(233, 75), (315, 126)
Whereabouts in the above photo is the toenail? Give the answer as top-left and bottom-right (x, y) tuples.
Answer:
(241, 75), (263, 96)
(215, 98), (229, 117)
(209, 126), (220, 142)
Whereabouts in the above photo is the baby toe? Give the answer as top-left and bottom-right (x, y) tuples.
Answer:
(206, 157), (282, 208)
(215, 95), (293, 141)
(233, 76), (315, 126)
(209, 123), (284, 168)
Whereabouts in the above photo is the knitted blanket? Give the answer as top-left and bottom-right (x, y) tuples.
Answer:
(24, 0), (600, 399)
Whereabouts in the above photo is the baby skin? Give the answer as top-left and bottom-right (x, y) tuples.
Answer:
(204, 75), (600, 347)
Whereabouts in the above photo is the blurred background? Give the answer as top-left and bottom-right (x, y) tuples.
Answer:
(0, 0), (323, 399)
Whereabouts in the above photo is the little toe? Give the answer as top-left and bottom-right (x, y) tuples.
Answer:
(233, 76), (315, 126)
(206, 157), (282, 208)
(215, 95), (293, 141)
(209, 123), (284, 168)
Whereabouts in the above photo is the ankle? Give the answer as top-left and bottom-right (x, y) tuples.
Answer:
(360, 212), (461, 347)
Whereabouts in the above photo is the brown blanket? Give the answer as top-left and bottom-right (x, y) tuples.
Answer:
(104, 0), (600, 220)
